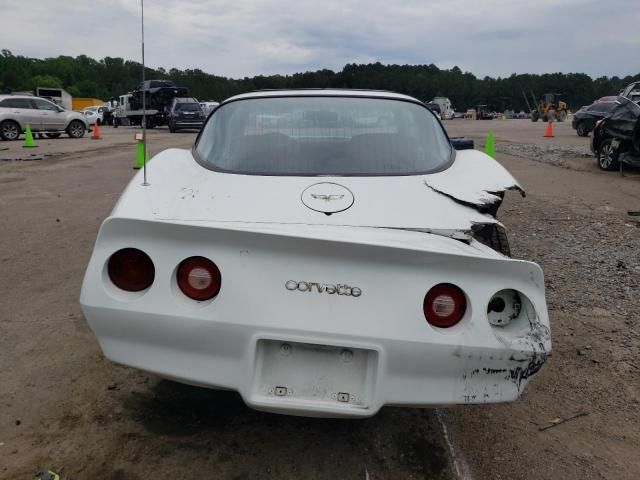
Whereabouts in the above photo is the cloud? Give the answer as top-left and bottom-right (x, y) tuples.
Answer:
(1, 0), (638, 79)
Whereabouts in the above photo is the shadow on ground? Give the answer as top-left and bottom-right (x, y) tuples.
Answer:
(113, 379), (453, 479)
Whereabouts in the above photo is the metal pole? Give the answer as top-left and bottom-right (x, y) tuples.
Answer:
(141, 0), (149, 186)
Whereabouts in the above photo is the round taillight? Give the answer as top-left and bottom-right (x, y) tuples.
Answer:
(108, 248), (155, 292)
(423, 283), (467, 328)
(177, 256), (222, 301)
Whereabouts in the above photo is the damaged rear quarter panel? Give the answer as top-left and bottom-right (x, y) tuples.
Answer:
(424, 149), (525, 207)
(459, 275), (551, 403)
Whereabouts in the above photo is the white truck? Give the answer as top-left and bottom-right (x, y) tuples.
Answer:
(430, 97), (454, 120)
(112, 94), (164, 129)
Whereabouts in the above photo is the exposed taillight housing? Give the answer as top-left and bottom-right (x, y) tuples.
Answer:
(177, 256), (222, 301)
(423, 283), (467, 328)
(108, 248), (155, 292)
(487, 289), (522, 327)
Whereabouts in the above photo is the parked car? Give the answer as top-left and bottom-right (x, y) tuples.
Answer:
(200, 101), (220, 117)
(572, 101), (617, 136)
(82, 107), (101, 126)
(80, 89), (550, 418)
(591, 95), (640, 170)
(0, 95), (88, 140)
(168, 97), (206, 132)
(82, 106), (111, 126)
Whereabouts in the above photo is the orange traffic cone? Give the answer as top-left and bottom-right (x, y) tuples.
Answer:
(91, 121), (102, 140)
(544, 121), (554, 138)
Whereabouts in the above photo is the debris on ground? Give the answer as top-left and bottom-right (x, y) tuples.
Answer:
(0, 155), (48, 162)
(34, 469), (69, 480)
(539, 411), (590, 431)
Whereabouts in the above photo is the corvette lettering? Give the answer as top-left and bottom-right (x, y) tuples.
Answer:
(285, 280), (362, 297)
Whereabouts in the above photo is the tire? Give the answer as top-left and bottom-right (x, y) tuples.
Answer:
(597, 139), (620, 171)
(45, 133), (62, 139)
(576, 121), (589, 137)
(0, 120), (21, 141)
(475, 224), (511, 257)
(66, 120), (86, 139)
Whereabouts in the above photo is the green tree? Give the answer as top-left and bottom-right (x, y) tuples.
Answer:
(28, 74), (63, 90)
(0, 51), (638, 110)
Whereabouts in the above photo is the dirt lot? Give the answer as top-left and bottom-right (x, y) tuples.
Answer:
(1, 120), (639, 479)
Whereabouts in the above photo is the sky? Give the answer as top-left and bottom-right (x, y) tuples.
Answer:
(1, 0), (638, 79)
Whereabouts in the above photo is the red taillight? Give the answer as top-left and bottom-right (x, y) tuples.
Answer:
(108, 248), (155, 292)
(177, 256), (222, 301)
(423, 283), (467, 328)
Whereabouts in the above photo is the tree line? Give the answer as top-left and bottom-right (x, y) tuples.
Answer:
(1, 49), (638, 112)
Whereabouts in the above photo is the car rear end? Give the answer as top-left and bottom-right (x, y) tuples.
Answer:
(81, 217), (550, 417)
(572, 107), (585, 130)
(170, 99), (205, 131)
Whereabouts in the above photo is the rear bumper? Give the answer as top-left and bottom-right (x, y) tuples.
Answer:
(83, 305), (548, 417)
(80, 218), (551, 417)
(173, 120), (204, 129)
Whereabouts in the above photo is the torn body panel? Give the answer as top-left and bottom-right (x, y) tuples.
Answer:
(424, 149), (525, 208)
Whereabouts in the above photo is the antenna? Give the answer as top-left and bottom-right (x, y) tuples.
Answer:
(141, 0), (149, 186)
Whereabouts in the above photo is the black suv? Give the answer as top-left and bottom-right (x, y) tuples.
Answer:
(168, 97), (205, 133)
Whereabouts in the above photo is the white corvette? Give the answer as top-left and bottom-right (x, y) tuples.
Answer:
(80, 90), (551, 417)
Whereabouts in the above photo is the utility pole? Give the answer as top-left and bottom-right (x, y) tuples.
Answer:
(141, 0), (149, 186)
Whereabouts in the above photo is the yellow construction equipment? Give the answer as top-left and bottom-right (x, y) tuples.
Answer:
(523, 91), (568, 122)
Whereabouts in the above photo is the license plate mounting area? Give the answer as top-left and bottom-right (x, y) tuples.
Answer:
(252, 340), (377, 410)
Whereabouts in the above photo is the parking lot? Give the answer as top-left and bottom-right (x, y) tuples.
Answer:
(1, 120), (639, 479)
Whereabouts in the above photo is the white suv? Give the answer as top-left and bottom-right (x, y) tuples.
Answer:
(0, 95), (89, 140)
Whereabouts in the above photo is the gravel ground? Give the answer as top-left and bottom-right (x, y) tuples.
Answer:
(445, 143), (640, 478)
(448, 197), (640, 479)
(496, 142), (593, 168)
